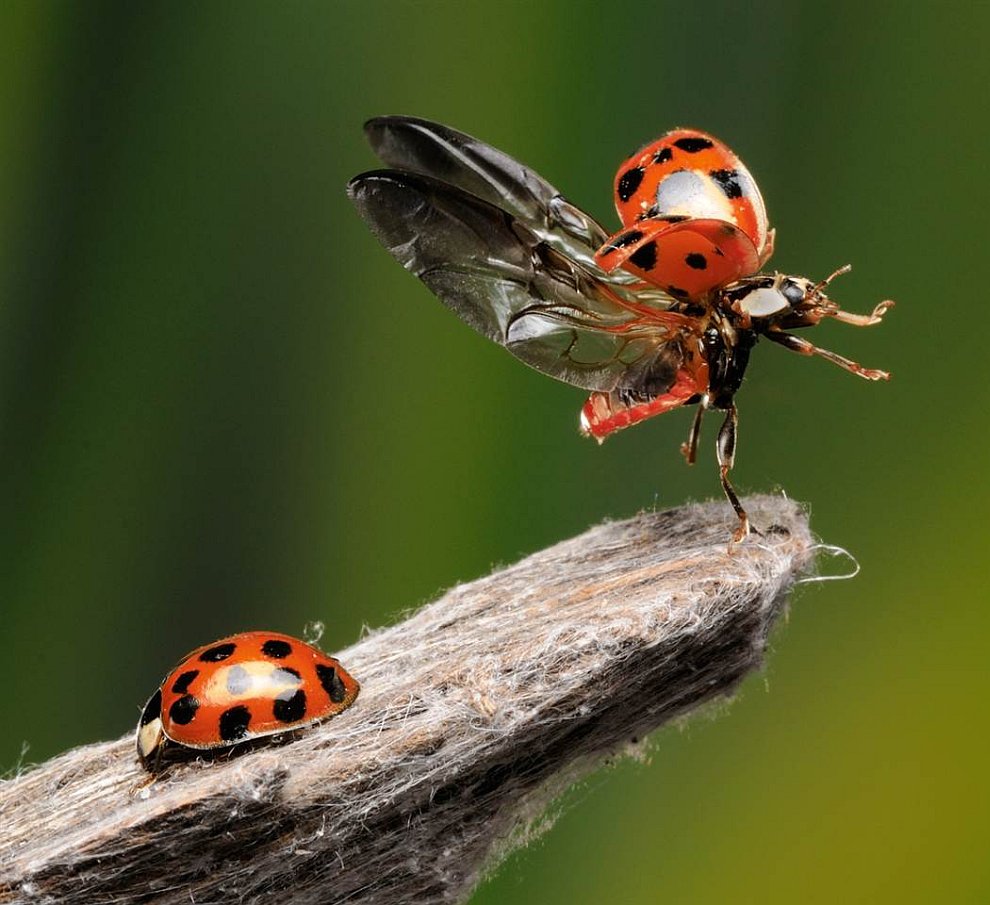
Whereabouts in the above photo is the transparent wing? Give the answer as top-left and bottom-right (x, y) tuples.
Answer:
(348, 169), (682, 394)
(363, 115), (611, 270)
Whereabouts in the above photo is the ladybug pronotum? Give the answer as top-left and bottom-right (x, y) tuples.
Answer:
(136, 630), (360, 772)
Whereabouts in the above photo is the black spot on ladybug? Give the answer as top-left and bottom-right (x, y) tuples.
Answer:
(261, 638), (292, 659)
(652, 146), (673, 165)
(640, 209), (692, 225)
(274, 666), (302, 682)
(685, 253), (708, 270)
(317, 663), (347, 703)
(667, 286), (690, 299)
(169, 694), (200, 725)
(200, 642), (236, 663)
(629, 241), (658, 271)
(601, 229), (644, 257)
(273, 689), (307, 723)
(225, 664), (252, 695)
(219, 705), (251, 741)
(673, 136), (714, 153)
(710, 168), (743, 199)
(617, 166), (644, 202)
(171, 670), (199, 695)
(140, 689), (162, 726)
(609, 229), (644, 250)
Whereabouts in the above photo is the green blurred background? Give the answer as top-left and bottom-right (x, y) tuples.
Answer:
(1, 1), (986, 901)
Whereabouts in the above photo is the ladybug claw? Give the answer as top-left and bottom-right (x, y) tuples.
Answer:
(732, 518), (750, 544)
(826, 298), (895, 328)
(860, 366), (891, 381)
(727, 515), (759, 552)
(869, 299), (895, 323)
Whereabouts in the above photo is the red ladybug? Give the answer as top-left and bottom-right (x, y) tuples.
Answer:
(136, 631), (359, 772)
(348, 117), (892, 541)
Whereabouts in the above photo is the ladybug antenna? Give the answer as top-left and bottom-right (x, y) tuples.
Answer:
(814, 263), (852, 294)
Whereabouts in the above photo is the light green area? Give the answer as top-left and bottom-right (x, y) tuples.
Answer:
(1, 2), (986, 901)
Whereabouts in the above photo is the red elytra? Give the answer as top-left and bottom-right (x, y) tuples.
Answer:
(594, 129), (773, 298)
(611, 130), (771, 246)
(137, 631), (359, 772)
(596, 216), (763, 301)
(348, 117), (892, 541)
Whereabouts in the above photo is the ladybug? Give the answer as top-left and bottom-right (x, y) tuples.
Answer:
(348, 117), (892, 541)
(136, 631), (359, 772)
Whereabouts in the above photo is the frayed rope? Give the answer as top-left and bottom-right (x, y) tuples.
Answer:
(0, 495), (815, 905)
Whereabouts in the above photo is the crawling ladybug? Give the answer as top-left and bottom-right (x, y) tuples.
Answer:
(349, 117), (893, 541)
(136, 631), (359, 772)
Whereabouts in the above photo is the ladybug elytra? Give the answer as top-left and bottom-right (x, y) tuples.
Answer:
(136, 631), (359, 772)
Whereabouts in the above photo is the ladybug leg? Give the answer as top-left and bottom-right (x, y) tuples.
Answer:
(715, 403), (751, 544)
(152, 741), (167, 775)
(680, 396), (708, 464)
(133, 741), (166, 788)
(825, 299), (895, 328)
(765, 330), (891, 381)
(758, 227), (776, 267)
(809, 265), (894, 326)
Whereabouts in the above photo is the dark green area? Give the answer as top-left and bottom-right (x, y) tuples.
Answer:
(1, 2), (986, 901)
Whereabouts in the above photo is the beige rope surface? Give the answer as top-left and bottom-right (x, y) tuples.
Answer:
(0, 495), (814, 904)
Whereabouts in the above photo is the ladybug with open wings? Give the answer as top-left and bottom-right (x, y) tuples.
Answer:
(348, 116), (892, 541)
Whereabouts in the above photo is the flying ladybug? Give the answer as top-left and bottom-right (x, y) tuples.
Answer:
(348, 116), (892, 541)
